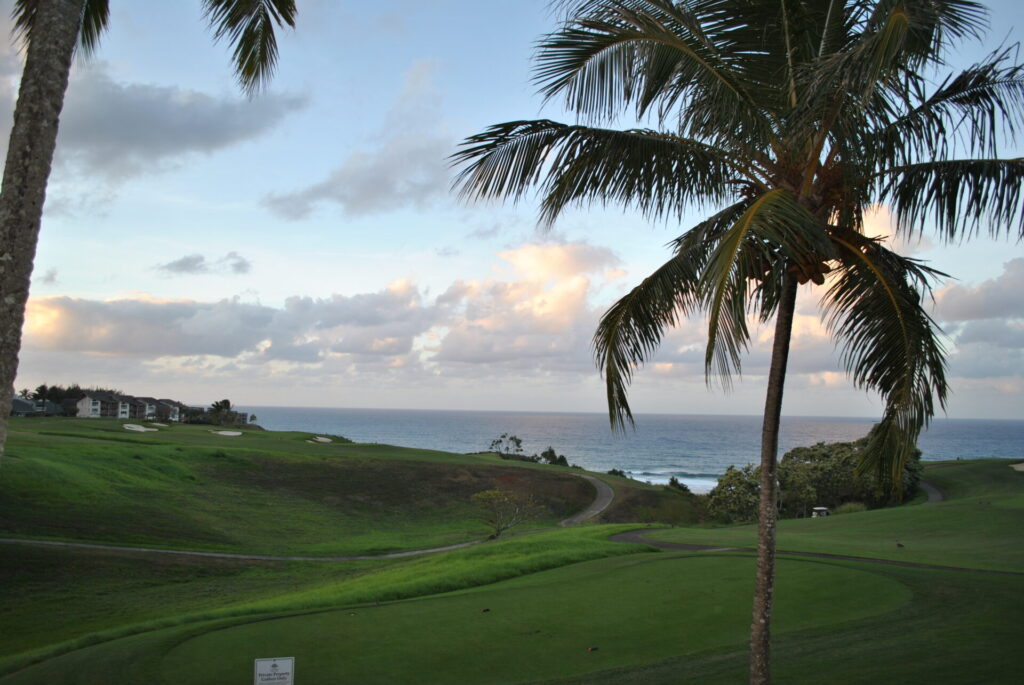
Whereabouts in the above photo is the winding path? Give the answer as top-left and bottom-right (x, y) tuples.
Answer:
(0, 473), (615, 563)
(559, 474), (615, 526)
(0, 536), (484, 562)
(2, 477), (963, 571)
(919, 478), (944, 503)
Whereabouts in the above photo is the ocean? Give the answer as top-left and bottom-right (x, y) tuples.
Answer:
(240, 406), (1024, 493)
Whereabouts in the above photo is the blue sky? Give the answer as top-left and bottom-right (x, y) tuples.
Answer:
(4, 0), (1024, 419)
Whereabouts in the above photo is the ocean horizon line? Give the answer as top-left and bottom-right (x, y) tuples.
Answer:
(238, 404), (1020, 425)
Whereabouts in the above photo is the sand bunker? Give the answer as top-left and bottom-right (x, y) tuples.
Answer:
(211, 430), (242, 437)
(312, 436), (333, 443)
(123, 424), (158, 432)
(1011, 463), (1024, 472)
(149, 422), (169, 428)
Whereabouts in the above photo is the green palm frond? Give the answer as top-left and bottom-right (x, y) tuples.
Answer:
(13, 0), (110, 56)
(536, 0), (772, 142)
(594, 200), (750, 430)
(701, 189), (831, 383)
(451, 120), (744, 225)
(870, 50), (1024, 165)
(823, 239), (948, 487)
(202, 0), (296, 97)
(879, 157), (1024, 240)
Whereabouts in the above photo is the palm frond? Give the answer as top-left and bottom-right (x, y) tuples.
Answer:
(594, 200), (750, 430)
(536, 0), (773, 143)
(13, 0), (109, 56)
(203, 0), (296, 96)
(823, 239), (948, 489)
(879, 157), (1024, 240)
(870, 49), (1024, 166)
(701, 189), (831, 383)
(451, 119), (744, 225)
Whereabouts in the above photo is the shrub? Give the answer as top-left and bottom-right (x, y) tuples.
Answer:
(707, 465), (760, 523)
(667, 476), (691, 494)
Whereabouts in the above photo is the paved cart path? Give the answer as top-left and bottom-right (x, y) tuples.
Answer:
(0, 473), (615, 562)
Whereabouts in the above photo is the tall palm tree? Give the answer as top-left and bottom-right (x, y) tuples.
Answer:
(452, 1), (1024, 682)
(0, 0), (296, 458)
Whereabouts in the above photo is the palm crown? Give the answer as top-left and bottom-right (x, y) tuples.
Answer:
(453, 0), (1024, 487)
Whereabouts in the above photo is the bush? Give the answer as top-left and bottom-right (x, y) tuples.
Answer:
(834, 501), (867, 515)
(667, 476), (691, 494)
(607, 468), (627, 477)
(540, 446), (569, 466)
(707, 465), (760, 523)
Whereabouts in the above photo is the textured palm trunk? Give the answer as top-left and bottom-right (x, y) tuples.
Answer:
(748, 272), (798, 685)
(0, 0), (84, 461)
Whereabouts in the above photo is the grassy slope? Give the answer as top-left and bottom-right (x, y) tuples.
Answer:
(646, 459), (1024, 572)
(0, 526), (653, 675)
(2, 424), (1020, 684)
(1, 418), (607, 555)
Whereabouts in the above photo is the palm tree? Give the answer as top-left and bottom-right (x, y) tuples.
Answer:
(0, 0), (297, 458)
(452, 1), (1024, 681)
(209, 398), (235, 425)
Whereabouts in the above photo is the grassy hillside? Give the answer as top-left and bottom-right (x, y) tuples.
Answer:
(2, 420), (1020, 684)
(647, 459), (1024, 572)
(1, 418), (611, 555)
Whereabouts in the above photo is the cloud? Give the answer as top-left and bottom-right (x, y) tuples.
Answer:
(955, 319), (1024, 349)
(156, 252), (252, 276)
(24, 296), (275, 358)
(264, 60), (451, 219)
(936, 258), (1024, 322)
(861, 205), (934, 255)
(54, 62), (305, 179)
(23, 237), (1021, 414)
(38, 268), (58, 285)
(23, 278), (442, 368)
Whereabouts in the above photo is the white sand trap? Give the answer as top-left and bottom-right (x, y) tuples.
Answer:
(313, 436), (333, 443)
(149, 422), (169, 427)
(1011, 463), (1024, 472)
(210, 430), (242, 437)
(123, 424), (158, 432)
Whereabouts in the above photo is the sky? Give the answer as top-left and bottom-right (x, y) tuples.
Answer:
(3, 0), (1023, 419)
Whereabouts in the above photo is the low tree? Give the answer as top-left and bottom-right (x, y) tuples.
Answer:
(779, 438), (922, 516)
(540, 446), (569, 466)
(707, 465), (761, 523)
(708, 437), (923, 522)
(667, 476), (691, 494)
(488, 433), (525, 457)
(472, 489), (541, 539)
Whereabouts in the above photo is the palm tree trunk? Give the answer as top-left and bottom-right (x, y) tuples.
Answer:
(0, 0), (84, 461)
(749, 272), (798, 685)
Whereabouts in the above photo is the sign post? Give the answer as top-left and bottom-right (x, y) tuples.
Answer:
(254, 657), (295, 684)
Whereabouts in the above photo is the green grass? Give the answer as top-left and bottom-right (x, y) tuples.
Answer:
(2, 423), (1021, 684)
(646, 459), (1024, 572)
(0, 418), (602, 555)
(0, 526), (650, 676)
(0, 544), (386, 657)
(1, 549), (915, 684)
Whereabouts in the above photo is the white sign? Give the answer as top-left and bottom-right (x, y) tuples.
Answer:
(254, 657), (295, 684)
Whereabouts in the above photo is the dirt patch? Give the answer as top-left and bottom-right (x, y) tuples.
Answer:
(600, 485), (703, 525)
(206, 458), (593, 520)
